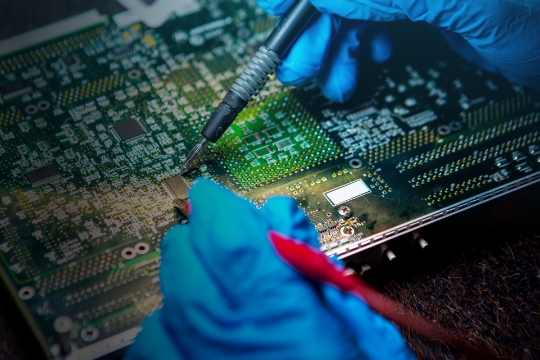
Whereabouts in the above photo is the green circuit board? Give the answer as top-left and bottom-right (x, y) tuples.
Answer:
(0, 0), (539, 358)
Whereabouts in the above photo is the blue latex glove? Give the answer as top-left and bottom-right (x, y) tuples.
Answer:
(125, 179), (415, 360)
(257, 0), (540, 102)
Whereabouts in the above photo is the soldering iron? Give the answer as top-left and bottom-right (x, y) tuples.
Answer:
(180, 0), (317, 175)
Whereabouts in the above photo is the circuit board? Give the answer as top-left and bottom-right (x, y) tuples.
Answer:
(0, 0), (539, 359)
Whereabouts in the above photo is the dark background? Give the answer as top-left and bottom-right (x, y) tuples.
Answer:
(0, 1), (539, 359)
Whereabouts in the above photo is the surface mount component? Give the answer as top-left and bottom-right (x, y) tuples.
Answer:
(25, 163), (61, 186)
(113, 118), (147, 141)
(0, 79), (31, 100)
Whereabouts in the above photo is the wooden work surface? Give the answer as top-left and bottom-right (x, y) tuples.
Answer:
(0, 1), (539, 359)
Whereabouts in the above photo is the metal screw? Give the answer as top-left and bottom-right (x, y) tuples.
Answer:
(338, 206), (352, 218)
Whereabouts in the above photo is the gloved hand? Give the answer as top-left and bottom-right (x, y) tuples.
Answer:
(257, 0), (540, 102)
(125, 179), (415, 360)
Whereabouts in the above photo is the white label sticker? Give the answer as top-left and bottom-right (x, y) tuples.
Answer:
(114, 0), (201, 28)
(324, 179), (371, 206)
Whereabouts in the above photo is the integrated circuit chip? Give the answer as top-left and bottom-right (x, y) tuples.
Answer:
(112, 119), (147, 142)
(254, 146), (273, 158)
(264, 126), (281, 138)
(275, 138), (293, 150)
(60, 54), (78, 67)
(25, 163), (61, 186)
(163, 175), (190, 199)
(112, 45), (134, 59)
(0, 79), (31, 100)
(243, 133), (262, 145)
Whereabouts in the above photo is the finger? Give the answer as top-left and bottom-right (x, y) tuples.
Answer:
(256, 0), (296, 16)
(262, 196), (320, 248)
(315, 20), (370, 102)
(363, 23), (393, 64)
(322, 284), (416, 360)
(276, 12), (341, 86)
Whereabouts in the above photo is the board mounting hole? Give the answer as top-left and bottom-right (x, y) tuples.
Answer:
(437, 125), (451, 136)
(25, 105), (38, 115)
(128, 69), (141, 79)
(37, 100), (50, 110)
(349, 158), (363, 169)
(121, 247), (137, 259)
(81, 326), (99, 341)
(449, 121), (462, 131)
(18, 286), (35, 300)
(135, 242), (150, 254)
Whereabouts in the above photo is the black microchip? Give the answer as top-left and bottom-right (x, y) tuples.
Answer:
(60, 54), (78, 67)
(113, 119), (146, 141)
(112, 45), (134, 58)
(25, 163), (61, 186)
(0, 79), (31, 100)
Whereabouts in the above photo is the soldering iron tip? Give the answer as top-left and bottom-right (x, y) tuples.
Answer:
(180, 138), (209, 176)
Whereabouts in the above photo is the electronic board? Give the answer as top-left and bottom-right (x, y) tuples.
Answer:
(0, 0), (538, 358)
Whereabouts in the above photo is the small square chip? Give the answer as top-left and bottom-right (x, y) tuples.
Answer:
(60, 54), (78, 67)
(25, 163), (61, 186)
(163, 175), (190, 200)
(113, 119), (147, 142)
(0, 79), (31, 100)
(112, 45), (134, 59)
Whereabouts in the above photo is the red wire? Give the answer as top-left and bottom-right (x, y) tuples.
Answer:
(268, 230), (495, 359)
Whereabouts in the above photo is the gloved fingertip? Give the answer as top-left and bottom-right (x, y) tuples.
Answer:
(275, 66), (315, 86)
(321, 81), (357, 103)
(369, 27), (393, 64)
(317, 63), (358, 103)
(275, 12), (338, 87)
(263, 196), (319, 247)
(188, 178), (244, 221)
(263, 196), (301, 215)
